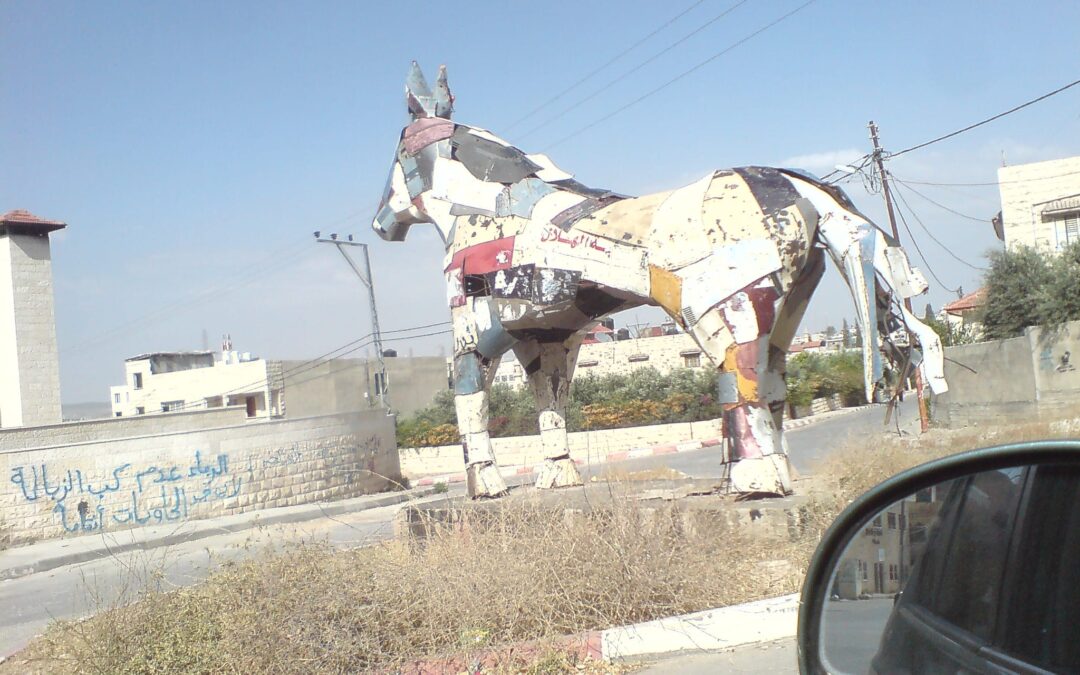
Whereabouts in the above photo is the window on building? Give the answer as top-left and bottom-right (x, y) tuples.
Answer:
(683, 353), (701, 368)
(133, 372), (143, 389)
(873, 515), (882, 527)
(115, 412), (122, 417)
(113, 393), (121, 404)
(161, 400), (184, 412)
(135, 406), (145, 415)
(1056, 213), (1079, 248)
(887, 512), (897, 529)
(578, 360), (598, 368)
(628, 354), (650, 363)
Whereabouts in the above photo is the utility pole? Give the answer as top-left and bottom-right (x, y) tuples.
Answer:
(868, 121), (929, 433)
(314, 232), (389, 410)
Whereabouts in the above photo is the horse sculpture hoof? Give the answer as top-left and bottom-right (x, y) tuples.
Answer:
(729, 455), (793, 496)
(535, 456), (583, 490)
(466, 462), (509, 499)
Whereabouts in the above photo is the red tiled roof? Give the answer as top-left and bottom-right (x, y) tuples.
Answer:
(943, 287), (987, 314)
(789, 340), (824, 353)
(0, 209), (66, 234)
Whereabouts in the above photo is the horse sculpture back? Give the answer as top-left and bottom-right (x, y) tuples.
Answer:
(373, 63), (947, 498)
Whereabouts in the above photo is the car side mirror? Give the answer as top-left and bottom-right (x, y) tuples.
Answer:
(798, 441), (1080, 675)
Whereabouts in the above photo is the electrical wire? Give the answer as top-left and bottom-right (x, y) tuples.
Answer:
(518, 0), (751, 141)
(61, 207), (371, 356)
(891, 179), (988, 272)
(891, 201), (962, 295)
(890, 77), (1080, 158)
(544, 0), (819, 150)
(503, 0), (710, 133)
(889, 177), (989, 223)
(889, 168), (1080, 188)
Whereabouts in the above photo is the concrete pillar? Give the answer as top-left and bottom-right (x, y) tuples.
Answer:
(0, 210), (66, 428)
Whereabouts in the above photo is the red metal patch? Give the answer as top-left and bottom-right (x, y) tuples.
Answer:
(402, 117), (455, 155)
(445, 236), (515, 275)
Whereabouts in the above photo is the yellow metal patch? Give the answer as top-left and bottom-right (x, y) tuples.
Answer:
(648, 264), (682, 316)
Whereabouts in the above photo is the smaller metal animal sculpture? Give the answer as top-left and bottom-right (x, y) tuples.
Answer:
(373, 64), (947, 499)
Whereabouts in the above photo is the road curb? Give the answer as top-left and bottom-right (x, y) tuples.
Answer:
(0, 487), (436, 582)
(599, 594), (800, 660)
(397, 595), (798, 672)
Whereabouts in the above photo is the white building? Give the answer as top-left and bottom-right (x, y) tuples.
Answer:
(998, 155), (1080, 253)
(110, 349), (281, 418)
(0, 210), (65, 428)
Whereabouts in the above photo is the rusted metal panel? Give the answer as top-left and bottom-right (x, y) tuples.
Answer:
(402, 117), (455, 155)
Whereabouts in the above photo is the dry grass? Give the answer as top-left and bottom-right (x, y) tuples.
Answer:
(6, 411), (1078, 674)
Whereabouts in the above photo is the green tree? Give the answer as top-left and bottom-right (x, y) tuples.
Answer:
(1037, 240), (1080, 331)
(981, 244), (1054, 340)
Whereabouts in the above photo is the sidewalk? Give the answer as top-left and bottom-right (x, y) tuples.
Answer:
(0, 486), (438, 582)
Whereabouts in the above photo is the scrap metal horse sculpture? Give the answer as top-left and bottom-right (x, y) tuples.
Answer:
(373, 63), (947, 499)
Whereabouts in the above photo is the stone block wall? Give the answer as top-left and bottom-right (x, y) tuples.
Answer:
(0, 409), (399, 547)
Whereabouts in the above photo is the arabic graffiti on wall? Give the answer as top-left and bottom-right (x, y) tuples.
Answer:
(9, 451), (240, 533)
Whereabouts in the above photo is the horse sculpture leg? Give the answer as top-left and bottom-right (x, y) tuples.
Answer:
(454, 351), (509, 498)
(690, 279), (793, 495)
(513, 339), (585, 489)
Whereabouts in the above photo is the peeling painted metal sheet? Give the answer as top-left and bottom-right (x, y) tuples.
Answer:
(551, 197), (620, 232)
(452, 311), (479, 356)
(473, 298), (517, 359)
(446, 268), (465, 308)
(647, 173), (713, 268)
(573, 191), (670, 247)
(453, 353), (484, 395)
(451, 126), (540, 183)
(527, 190), (588, 228)
(717, 372), (739, 404)
(444, 236), (515, 275)
(496, 178), (557, 219)
(431, 159), (504, 212)
(525, 153), (574, 182)
(489, 264), (534, 300)
(402, 117), (455, 155)
(883, 246), (929, 298)
(733, 167), (802, 219)
(678, 240), (783, 325)
(648, 264), (682, 317)
(532, 268), (580, 305)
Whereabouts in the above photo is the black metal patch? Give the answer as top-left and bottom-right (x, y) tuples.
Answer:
(733, 167), (801, 219)
(489, 264), (534, 300)
(450, 127), (541, 184)
(532, 268), (580, 305)
(509, 327), (578, 344)
(549, 178), (627, 201)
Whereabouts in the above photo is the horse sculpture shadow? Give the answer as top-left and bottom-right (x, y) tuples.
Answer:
(372, 63), (947, 499)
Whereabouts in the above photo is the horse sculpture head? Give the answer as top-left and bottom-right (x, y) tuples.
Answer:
(372, 62), (455, 242)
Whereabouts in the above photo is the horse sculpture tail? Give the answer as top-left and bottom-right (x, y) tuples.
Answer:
(789, 172), (949, 402)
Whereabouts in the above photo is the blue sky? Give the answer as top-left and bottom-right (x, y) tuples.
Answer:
(3, 0), (1079, 403)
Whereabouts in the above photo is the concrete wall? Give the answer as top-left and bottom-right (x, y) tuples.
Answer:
(280, 356), (447, 418)
(400, 418), (724, 477)
(999, 155), (1080, 252)
(0, 408), (399, 547)
(0, 234), (63, 428)
(935, 319), (1080, 426)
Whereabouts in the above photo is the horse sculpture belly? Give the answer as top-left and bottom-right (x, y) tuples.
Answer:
(373, 63), (948, 500)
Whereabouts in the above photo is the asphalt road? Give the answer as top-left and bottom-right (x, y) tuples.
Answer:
(0, 402), (914, 661)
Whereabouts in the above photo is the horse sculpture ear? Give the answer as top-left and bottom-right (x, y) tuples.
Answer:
(405, 61), (434, 119)
(434, 64), (453, 119)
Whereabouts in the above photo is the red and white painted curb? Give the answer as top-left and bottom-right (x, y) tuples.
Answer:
(412, 404), (879, 487)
